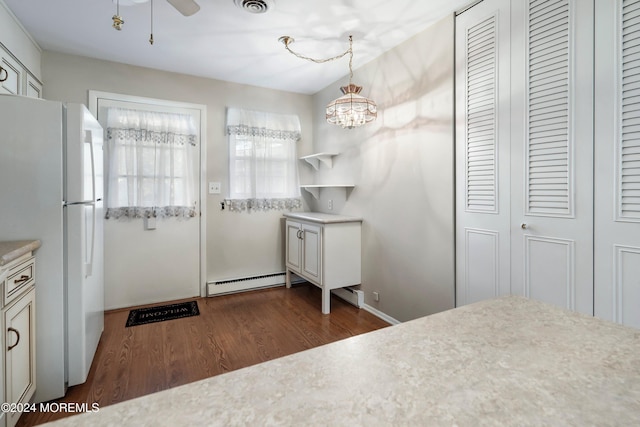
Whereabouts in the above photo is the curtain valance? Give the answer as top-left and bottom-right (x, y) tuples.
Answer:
(226, 108), (301, 141)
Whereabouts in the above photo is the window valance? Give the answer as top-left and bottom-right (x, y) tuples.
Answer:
(226, 108), (301, 141)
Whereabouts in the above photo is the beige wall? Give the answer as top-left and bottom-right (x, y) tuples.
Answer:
(40, 12), (455, 318)
(42, 51), (313, 309)
(310, 15), (456, 321)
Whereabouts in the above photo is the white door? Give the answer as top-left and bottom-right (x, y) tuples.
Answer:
(594, 0), (640, 327)
(509, 0), (594, 315)
(92, 93), (204, 309)
(455, 0), (512, 306)
(285, 220), (302, 271)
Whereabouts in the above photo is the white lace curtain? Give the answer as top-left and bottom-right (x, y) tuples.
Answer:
(226, 108), (302, 212)
(105, 107), (197, 219)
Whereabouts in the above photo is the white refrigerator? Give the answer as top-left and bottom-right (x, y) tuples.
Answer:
(0, 95), (104, 402)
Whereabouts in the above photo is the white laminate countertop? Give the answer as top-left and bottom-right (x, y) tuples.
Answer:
(283, 212), (362, 224)
(43, 296), (640, 426)
(0, 240), (41, 267)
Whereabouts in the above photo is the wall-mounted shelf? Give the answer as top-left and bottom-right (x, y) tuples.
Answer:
(299, 153), (339, 170)
(300, 184), (354, 200)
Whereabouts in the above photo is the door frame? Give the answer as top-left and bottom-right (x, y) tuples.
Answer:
(88, 90), (208, 298)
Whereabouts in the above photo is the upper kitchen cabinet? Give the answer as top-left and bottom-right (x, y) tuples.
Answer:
(0, 1), (43, 98)
(0, 47), (41, 98)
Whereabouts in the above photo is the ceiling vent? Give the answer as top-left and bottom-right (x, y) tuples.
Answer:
(234, 0), (274, 14)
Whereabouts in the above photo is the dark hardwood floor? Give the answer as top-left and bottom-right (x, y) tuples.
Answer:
(18, 284), (390, 426)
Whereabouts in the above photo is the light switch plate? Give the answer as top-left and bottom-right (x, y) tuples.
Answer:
(209, 182), (221, 194)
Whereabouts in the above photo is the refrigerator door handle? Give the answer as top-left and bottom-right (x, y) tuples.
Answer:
(86, 129), (97, 203)
(85, 202), (95, 277)
(85, 130), (96, 278)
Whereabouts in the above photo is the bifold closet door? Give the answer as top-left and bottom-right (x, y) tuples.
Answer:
(455, 0), (512, 306)
(510, 0), (594, 315)
(594, 0), (640, 327)
(456, 0), (595, 314)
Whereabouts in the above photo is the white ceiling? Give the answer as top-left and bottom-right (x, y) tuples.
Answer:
(3, 0), (470, 95)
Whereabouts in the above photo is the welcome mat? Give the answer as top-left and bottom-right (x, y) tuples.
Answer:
(125, 301), (200, 327)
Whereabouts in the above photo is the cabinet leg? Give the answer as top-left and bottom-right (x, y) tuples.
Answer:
(285, 269), (292, 289)
(322, 288), (330, 314)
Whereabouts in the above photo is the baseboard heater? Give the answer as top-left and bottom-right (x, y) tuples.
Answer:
(331, 287), (364, 308)
(208, 273), (363, 309)
(207, 272), (304, 296)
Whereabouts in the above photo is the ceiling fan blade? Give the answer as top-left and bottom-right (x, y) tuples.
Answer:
(167, 0), (200, 16)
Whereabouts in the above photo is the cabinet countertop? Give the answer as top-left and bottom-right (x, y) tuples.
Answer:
(44, 296), (640, 426)
(283, 212), (362, 224)
(0, 240), (41, 267)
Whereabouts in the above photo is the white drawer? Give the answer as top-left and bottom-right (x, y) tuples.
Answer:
(4, 256), (35, 306)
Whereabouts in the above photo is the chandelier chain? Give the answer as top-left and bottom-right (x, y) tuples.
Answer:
(283, 35), (354, 83)
(279, 34), (376, 128)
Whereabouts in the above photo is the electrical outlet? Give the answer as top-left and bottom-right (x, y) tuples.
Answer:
(328, 199), (333, 210)
(208, 182), (221, 194)
(373, 291), (380, 302)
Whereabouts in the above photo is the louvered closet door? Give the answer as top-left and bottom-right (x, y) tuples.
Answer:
(455, 0), (512, 306)
(510, 0), (594, 315)
(594, 0), (640, 327)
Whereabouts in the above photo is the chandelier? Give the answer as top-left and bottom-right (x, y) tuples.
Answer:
(279, 35), (377, 129)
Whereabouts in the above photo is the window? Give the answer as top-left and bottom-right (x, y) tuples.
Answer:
(105, 107), (198, 219)
(226, 108), (302, 212)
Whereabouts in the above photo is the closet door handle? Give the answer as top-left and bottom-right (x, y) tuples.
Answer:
(7, 327), (20, 351)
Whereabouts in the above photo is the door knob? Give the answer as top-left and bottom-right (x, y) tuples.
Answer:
(521, 223), (528, 230)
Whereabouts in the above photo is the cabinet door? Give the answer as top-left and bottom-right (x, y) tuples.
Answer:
(5, 288), (35, 427)
(285, 220), (302, 271)
(25, 74), (42, 99)
(301, 223), (321, 283)
(0, 49), (22, 95)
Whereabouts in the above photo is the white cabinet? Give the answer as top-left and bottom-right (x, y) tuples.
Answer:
(0, 49), (22, 96)
(4, 288), (35, 427)
(284, 213), (362, 314)
(0, 45), (42, 98)
(287, 221), (321, 283)
(25, 74), (42, 99)
(0, 247), (37, 427)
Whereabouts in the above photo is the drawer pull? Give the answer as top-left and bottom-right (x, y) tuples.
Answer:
(13, 274), (31, 284)
(7, 327), (20, 351)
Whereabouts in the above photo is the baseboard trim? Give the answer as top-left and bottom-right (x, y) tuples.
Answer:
(207, 274), (305, 296)
(362, 304), (401, 325)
